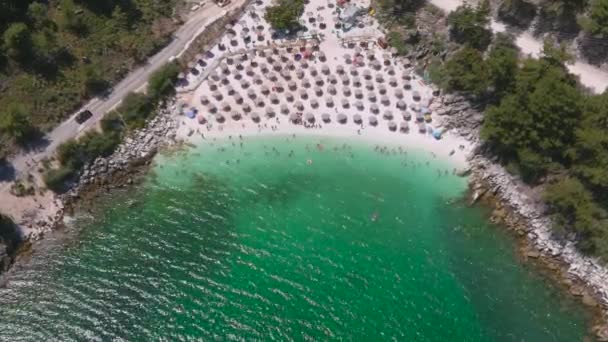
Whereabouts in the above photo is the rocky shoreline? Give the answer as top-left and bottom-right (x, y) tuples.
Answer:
(435, 93), (608, 340)
(59, 104), (180, 216)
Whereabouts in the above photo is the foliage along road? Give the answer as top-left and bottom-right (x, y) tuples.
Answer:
(2, 0), (245, 187)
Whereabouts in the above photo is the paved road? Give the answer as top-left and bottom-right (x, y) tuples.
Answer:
(5, 1), (243, 183)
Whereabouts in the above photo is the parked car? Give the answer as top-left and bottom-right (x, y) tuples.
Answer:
(75, 110), (93, 124)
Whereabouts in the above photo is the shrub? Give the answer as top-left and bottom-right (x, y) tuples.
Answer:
(43, 166), (75, 192)
(264, 0), (304, 31)
(118, 92), (154, 129)
(447, 0), (493, 50)
(148, 62), (180, 101)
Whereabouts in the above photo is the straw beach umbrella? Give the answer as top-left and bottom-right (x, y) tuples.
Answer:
(412, 90), (421, 101)
(336, 65), (345, 74)
(226, 85), (235, 95)
(354, 88), (363, 99)
(389, 77), (398, 87)
(302, 77), (311, 88)
(231, 111), (242, 120)
(200, 95), (209, 105)
(242, 103), (252, 112)
(366, 80), (374, 90)
(396, 100), (407, 110)
(282, 69), (291, 80)
(250, 112), (261, 123)
(353, 114), (362, 124)
(310, 98), (319, 108)
(353, 76), (362, 88)
(418, 122), (427, 133)
(209, 71), (220, 81)
(221, 102), (231, 112)
(315, 75), (324, 86)
(368, 92), (376, 102)
(309, 66), (318, 77)
(256, 98), (265, 107)
(403, 81), (412, 90)
(286, 92), (294, 102)
(325, 96), (334, 107)
(383, 110), (393, 120)
(327, 84), (337, 95)
(213, 90), (223, 100)
(265, 106), (275, 118)
(321, 64), (330, 75)
(394, 88), (404, 99)
(402, 110), (412, 121)
(296, 68), (305, 79)
(261, 85), (270, 95)
(305, 112), (315, 123)
(280, 104), (289, 114)
(288, 80), (297, 90)
(270, 93), (279, 104)
(234, 93), (244, 104)
(215, 113), (225, 123)
(400, 121), (409, 133)
(370, 103), (379, 114)
(337, 113), (348, 124)
(341, 74), (350, 85)
(343, 86), (352, 97)
(355, 100), (364, 110)
(341, 98), (350, 108)
(363, 69), (372, 80)
(388, 121), (397, 131)
(368, 115), (378, 126)
(247, 88), (256, 99)
(381, 95), (390, 106)
(378, 85), (387, 95)
(314, 86), (323, 96)
(290, 112), (300, 123)
(299, 89), (308, 99)
(295, 101), (304, 110)
(350, 66), (358, 76)
(322, 113), (331, 123)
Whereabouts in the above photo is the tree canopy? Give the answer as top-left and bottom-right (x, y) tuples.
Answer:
(447, 0), (493, 50)
(264, 0), (304, 31)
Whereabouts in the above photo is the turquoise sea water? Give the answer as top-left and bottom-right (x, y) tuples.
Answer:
(0, 136), (592, 340)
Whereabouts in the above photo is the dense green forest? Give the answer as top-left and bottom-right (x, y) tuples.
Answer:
(0, 0), (179, 158)
(427, 1), (608, 260)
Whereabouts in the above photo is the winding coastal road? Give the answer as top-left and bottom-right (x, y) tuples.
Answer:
(3, 0), (244, 183)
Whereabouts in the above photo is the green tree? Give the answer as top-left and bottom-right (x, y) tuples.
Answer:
(81, 63), (108, 96)
(447, 0), (493, 50)
(118, 92), (154, 129)
(482, 58), (582, 165)
(579, 0), (608, 38)
(0, 104), (35, 143)
(544, 176), (608, 256)
(57, 0), (83, 32)
(147, 62), (180, 101)
(485, 33), (519, 100)
(443, 47), (488, 96)
(28, 2), (51, 30)
(264, 0), (304, 31)
(569, 92), (608, 195)
(3, 22), (33, 61)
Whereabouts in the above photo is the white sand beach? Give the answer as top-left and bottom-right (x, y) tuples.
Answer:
(175, 0), (474, 169)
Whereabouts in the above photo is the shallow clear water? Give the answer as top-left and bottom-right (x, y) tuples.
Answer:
(0, 136), (592, 340)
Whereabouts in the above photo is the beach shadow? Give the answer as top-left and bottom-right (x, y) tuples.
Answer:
(0, 160), (16, 182)
(20, 134), (51, 154)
